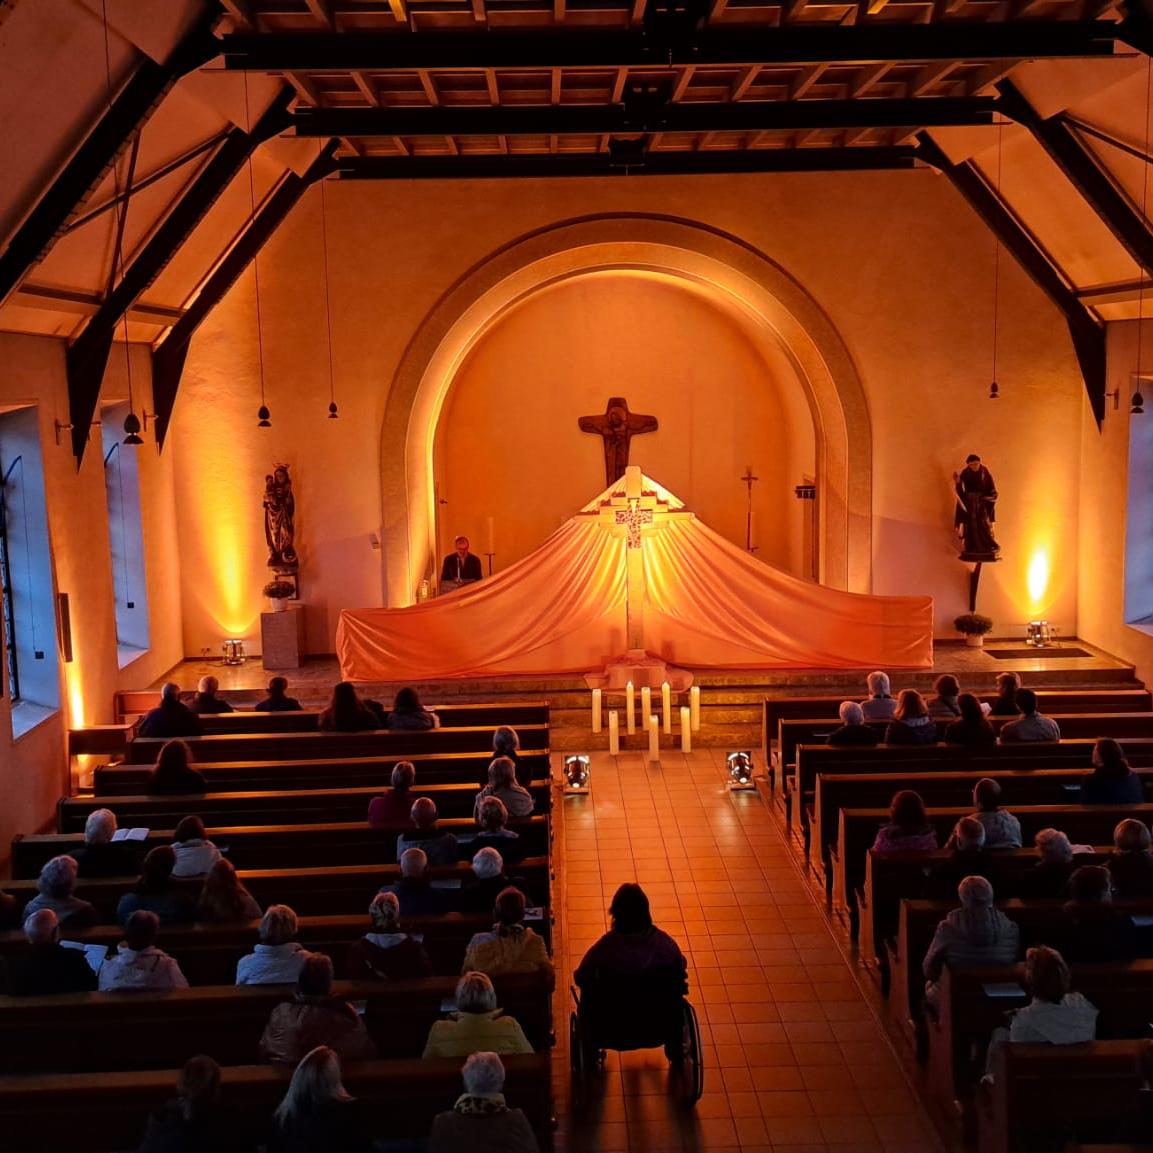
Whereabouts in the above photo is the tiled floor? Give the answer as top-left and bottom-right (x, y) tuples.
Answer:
(552, 749), (945, 1153)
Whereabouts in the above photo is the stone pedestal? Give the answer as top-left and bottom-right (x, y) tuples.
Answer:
(585, 649), (694, 691)
(261, 604), (305, 670)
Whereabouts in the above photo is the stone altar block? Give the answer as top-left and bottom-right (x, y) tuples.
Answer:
(261, 604), (305, 670)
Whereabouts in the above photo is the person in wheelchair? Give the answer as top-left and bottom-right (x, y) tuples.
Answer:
(573, 883), (689, 1062)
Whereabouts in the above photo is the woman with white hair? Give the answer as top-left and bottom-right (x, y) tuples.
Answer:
(346, 891), (433, 982)
(474, 758), (534, 822)
(422, 971), (534, 1059)
(71, 808), (143, 878)
(268, 1045), (367, 1153)
(860, 671), (898, 721)
(1108, 819), (1153, 898)
(1019, 828), (1078, 899)
(472, 797), (524, 863)
(923, 876), (1020, 993)
(491, 727), (531, 788)
(428, 1052), (540, 1153)
(22, 855), (98, 928)
(462, 887), (552, 979)
(461, 848), (513, 914)
(826, 701), (878, 748)
(236, 905), (308, 985)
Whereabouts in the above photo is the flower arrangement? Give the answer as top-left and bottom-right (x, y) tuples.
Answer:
(262, 580), (295, 600)
(953, 612), (993, 636)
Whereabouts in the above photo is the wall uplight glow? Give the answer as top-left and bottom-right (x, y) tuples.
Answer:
(1027, 548), (1051, 613)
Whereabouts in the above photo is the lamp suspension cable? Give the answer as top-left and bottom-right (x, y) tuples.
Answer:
(100, 0), (142, 446)
(989, 116), (1004, 401)
(1134, 55), (1152, 415)
(320, 178), (338, 419)
(245, 74), (271, 428)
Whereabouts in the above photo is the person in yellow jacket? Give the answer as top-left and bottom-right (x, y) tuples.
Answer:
(461, 887), (553, 980)
(422, 971), (534, 1059)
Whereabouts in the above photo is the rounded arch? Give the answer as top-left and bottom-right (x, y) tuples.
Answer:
(381, 214), (872, 605)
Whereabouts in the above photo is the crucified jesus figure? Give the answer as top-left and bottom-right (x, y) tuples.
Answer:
(578, 397), (659, 486)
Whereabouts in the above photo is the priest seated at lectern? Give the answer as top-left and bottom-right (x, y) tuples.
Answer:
(440, 534), (483, 590)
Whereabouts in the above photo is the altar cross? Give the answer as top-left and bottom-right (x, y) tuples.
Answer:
(614, 505), (654, 549)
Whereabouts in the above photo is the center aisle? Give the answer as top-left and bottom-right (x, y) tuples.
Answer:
(552, 748), (945, 1153)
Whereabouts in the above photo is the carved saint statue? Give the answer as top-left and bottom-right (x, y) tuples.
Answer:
(953, 453), (999, 561)
(263, 464), (297, 568)
(578, 397), (659, 486)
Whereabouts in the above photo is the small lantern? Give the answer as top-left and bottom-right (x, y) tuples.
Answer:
(727, 751), (756, 791)
(222, 638), (246, 665)
(563, 755), (591, 793)
(1026, 621), (1051, 648)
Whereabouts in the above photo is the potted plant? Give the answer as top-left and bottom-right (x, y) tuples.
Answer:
(954, 612), (993, 648)
(263, 579), (295, 612)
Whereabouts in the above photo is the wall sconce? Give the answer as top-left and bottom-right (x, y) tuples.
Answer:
(726, 751), (755, 791)
(1025, 620), (1051, 648)
(222, 638), (246, 665)
(563, 755), (591, 793)
(54, 419), (101, 447)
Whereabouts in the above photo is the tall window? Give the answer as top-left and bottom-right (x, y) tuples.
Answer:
(0, 407), (59, 732)
(101, 403), (150, 666)
(1126, 389), (1153, 632)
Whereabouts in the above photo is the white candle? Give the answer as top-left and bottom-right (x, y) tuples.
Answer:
(648, 714), (660, 762)
(680, 706), (692, 753)
(592, 688), (602, 733)
(626, 681), (636, 735)
(641, 685), (652, 729)
(608, 710), (620, 755)
(485, 516), (495, 555)
(661, 682), (672, 732)
(690, 686), (701, 732)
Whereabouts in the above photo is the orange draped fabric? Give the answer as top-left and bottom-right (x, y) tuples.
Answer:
(336, 478), (933, 681)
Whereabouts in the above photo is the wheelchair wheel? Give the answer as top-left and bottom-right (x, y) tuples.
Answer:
(676, 999), (704, 1105)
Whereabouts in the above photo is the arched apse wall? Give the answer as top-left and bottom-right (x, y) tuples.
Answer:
(380, 215), (872, 606)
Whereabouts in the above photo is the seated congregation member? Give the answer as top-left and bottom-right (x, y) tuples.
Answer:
(148, 739), (207, 796)
(99, 910), (188, 991)
(0, 909), (98, 995)
(236, 905), (308, 986)
(71, 807), (144, 877)
(463, 887), (552, 979)
(461, 848), (515, 914)
(347, 891), (433, 982)
(317, 682), (379, 733)
(943, 693), (997, 748)
(860, 670), (897, 721)
(118, 846), (197, 925)
(0, 890), (19, 932)
(23, 854), (99, 928)
(1018, 829), (1079, 899)
(970, 778), (1023, 849)
(189, 675), (233, 715)
(826, 701), (878, 748)
(871, 790), (938, 854)
(1108, 819), (1153, 898)
(366, 761), (415, 828)
(922, 877), (1020, 1000)
(1054, 865), (1138, 963)
(989, 671), (1023, 717)
(471, 796), (523, 863)
(493, 725), (531, 788)
(379, 847), (451, 917)
(268, 1046), (369, 1153)
(260, 953), (378, 1066)
(397, 797), (459, 865)
(422, 970), (534, 1059)
(475, 757), (534, 822)
(138, 682), (203, 740)
(927, 818), (996, 899)
(1081, 737), (1144, 804)
(385, 686), (440, 731)
(171, 815), (222, 878)
(255, 675), (303, 713)
(999, 688), (1061, 743)
(138, 1055), (252, 1153)
(884, 689), (938, 746)
(428, 1052), (541, 1153)
(928, 674), (963, 721)
(198, 858), (261, 924)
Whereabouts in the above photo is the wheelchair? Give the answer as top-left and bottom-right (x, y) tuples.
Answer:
(568, 982), (704, 1107)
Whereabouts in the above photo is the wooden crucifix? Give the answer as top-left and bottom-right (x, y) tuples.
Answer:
(579, 397), (659, 486)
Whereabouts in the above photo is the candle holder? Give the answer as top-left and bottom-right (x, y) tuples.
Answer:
(563, 755), (591, 793)
(726, 751), (756, 791)
(484, 552), (495, 576)
(222, 638), (246, 666)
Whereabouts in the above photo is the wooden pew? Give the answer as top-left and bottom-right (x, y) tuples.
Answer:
(94, 749), (552, 796)
(0, 857), (551, 919)
(12, 814), (551, 877)
(0, 1053), (553, 1153)
(834, 804), (1152, 924)
(124, 724), (550, 765)
(0, 912), (543, 984)
(929, 962), (1153, 1108)
(0, 972), (554, 1073)
(58, 779), (552, 832)
(978, 1041), (1148, 1153)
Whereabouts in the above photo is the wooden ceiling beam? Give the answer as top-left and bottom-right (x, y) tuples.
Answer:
(303, 0), (335, 27)
(285, 71), (322, 105)
(352, 71), (381, 106)
(851, 61), (892, 96)
(418, 69), (440, 105)
(485, 69), (501, 104)
(730, 66), (760, 101)
(791, 62), (829, 99)
(908, 59), (957, 96)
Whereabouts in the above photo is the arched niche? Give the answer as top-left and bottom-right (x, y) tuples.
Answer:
(380, 215), (872, 605)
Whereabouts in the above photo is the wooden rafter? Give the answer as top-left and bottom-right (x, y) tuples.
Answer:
(851, 62), (892, 96)
(219, 0), (256, 30)
(418, 70), (440, 106)
(791, 62), (829, 100)
(611, 67), (629, 103)
(285, 71), (321, 105)
(485, 69), (501, 105)
(303, 0), (335, 28)
(908, 59), (957, 96)
(671, 66), (696, 102)
(551, 69), (562, 104)
(352, 71), (380, 106)
(630, 0), (647, 26)
(730, 66), (760, 101)
(387, 0), (409, 24)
